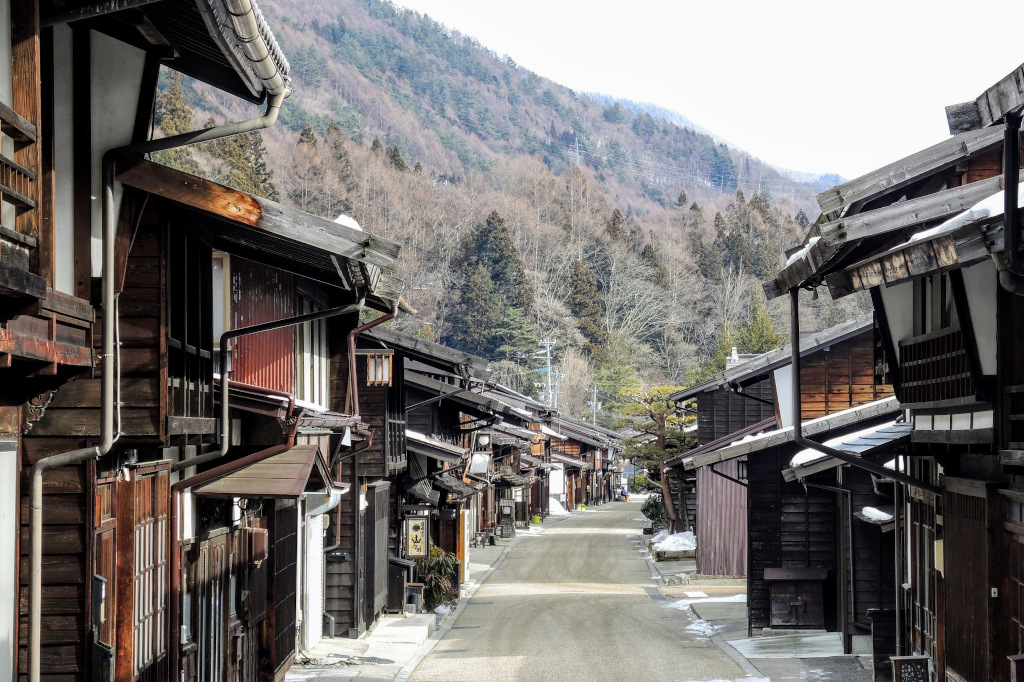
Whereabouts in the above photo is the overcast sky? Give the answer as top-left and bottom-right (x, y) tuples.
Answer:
(393, 0), (1024, 180)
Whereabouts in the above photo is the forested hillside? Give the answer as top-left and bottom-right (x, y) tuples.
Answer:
(162, 0), (871, 424)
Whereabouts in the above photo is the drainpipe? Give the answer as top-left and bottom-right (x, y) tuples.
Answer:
(788, 289), (941, 496)
(170, 299), (365, 473)
(801, 479), (853, 652)
(999, 112), (1024, 293)
(25, 73), (283, 682)
(169, 418), (298, 682)
(347, 305), (399, 417)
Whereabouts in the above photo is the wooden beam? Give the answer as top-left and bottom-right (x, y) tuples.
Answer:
(818, 174), (1009, 247)
(72, 27), (91, 300)
(40, 0), (162, 25)
(955, 62), (1024, 132)
(113, 154), (402, 270)
(816, 126), (1006, 216)
(946, 101), (984, 136)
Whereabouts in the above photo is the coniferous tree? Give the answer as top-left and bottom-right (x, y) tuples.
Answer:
(205, 123), (279, 200)
(153, 71), (199, 173)
(640, 243), (670, 289)
(444, 211), (537, 360)
(322, 121), (356, 217)
(386, 144), (409, 171)
(568, 259), (608, 362)
(286, 125), (326, 215)
(737, 290), (786, 353)
(370, 137), (384, 155)
(676, 190), (688, 208)
(605, 208), (626, 242)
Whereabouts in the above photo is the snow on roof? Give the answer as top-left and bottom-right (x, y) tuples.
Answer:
(789, 420), (899, 468)
(860, 506), (894, 522)
(333, 214), (363, 231)
(904, 179), (1023, 246)
(785, 236), (821, 267)
(683, 396), (900, 470)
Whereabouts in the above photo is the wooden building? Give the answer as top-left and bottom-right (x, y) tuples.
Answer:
(763, 61), (1024, 682)
(666, 316), (890, 578)
(0, 2), (409, 680)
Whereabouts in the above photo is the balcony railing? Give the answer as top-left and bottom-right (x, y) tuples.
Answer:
(0, 100), (37, 214)
(899, 326), (975, 405)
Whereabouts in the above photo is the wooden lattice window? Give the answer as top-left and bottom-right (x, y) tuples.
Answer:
(132, 468), (169, 675)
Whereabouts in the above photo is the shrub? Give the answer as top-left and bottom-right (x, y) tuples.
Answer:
(641, 493), (667, 527)
(417, 545), (460, 610)
(629, 473), (648, 493)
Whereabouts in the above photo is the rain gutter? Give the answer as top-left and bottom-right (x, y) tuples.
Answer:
(999, 112), (1024, 293)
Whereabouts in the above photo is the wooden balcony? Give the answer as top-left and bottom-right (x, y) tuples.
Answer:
(899, 326), (976, 407)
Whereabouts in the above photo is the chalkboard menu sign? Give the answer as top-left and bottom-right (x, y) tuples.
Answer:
(891, 655), (929, 682)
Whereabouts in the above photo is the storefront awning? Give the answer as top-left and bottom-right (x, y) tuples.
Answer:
(434, 473), (479, 498)
(193, 444), (346, 498)
(550, 452), (592, 471)
(406, 430), (469, 465)
(782, 420), (912, 482)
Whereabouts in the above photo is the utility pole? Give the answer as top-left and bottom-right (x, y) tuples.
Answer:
(591, 382), (598, 424)
(538, 340), (555, 407)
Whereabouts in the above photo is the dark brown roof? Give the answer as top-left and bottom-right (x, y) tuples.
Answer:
(193, 444), (333, 498)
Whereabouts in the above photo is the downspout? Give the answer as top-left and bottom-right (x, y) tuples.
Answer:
(788, 288), (941, 496)
(169, 419), (299, 682)
(27, 75), (283, 682)
(998, 112), (1024, 293)
(802, 479), (853, 652)
(347, 305), (399, 417)
(170, 299), (365, 473)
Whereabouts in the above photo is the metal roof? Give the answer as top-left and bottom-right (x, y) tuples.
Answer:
(404, 371), (510, 418)
(781, 420), (912, 482)
(193, 444), (338, 498)
(362, 327), (491, 380)
(664, 417), (777, 472)
(682, 397), (900, 470)
(550, 452), (593, 471)
(406, 430), (469, 465)
(116, 156), (403, 309)
(670, 313), (874, 402)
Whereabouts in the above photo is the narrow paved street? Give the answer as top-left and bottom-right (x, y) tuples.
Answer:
(409, 501), (747, 682)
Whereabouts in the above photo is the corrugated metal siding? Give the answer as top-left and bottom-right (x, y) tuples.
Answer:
(696, 458), (747, 577)
(231, 258), (295, 393)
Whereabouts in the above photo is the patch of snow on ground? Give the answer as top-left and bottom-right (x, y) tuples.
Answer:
(686, 618), (721, 637)
(654, 531), (696, 552)
(433, 604), (451, 615)
(548, 497), (570, 516)
(651, 530), (670, 543)
(667, 594), (747, 610)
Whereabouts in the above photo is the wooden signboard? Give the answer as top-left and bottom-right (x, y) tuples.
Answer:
(405, 515), (429, 558)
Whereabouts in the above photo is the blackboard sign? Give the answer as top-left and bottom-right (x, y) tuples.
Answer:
(891, 655), (929, 682)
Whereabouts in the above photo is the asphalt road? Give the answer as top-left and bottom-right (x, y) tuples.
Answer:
(409, 501), (748, 682)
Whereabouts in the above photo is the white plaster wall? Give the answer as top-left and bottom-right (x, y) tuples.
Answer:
(548, 465), (565, 495)
(89, 32), (147, 276)
(879, 281), (915, 360)
(52, 24), (75, 294)
(302, 510), (324, 649)
(961, 259), (998, 376)
(773, 365), (794, 428)
(0, 438), (16, 679)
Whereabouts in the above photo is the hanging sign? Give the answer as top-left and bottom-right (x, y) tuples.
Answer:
(405, 515), (429, 558)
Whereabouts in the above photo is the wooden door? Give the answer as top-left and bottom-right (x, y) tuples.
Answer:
(944, 481), (989, 682)
(194, 533), (229, 682)
(365, 482), (390, 625)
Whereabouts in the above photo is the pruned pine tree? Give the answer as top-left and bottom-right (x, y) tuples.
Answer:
(618, 385), (692, 533)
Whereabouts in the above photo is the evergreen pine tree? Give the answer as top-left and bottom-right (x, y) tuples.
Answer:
(605, 208), (626, 242)
(152, 71), (199, 173)
(737, 290), (786, 353)
(639, 243), (670, 289)
(386, 144), (409, 171)
(287, 125), (327, 215)
(568, 259), (608, 361)
(322, 121), (356, 217)
(370, 137), (384, 155)
(676, 190), (688, 208)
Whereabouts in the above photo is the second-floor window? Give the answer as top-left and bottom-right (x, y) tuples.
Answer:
(296, 295), (328, 409)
